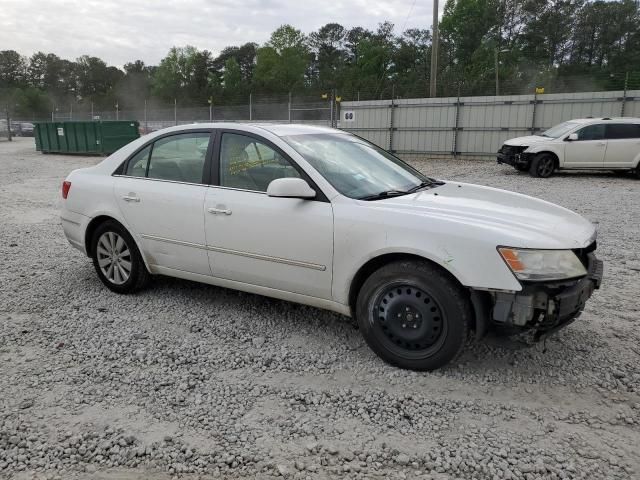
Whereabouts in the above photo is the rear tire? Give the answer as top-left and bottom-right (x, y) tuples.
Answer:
(529, 153), (556, 178)
(91, 220), (150, 294)
(355, 260), (471, 371)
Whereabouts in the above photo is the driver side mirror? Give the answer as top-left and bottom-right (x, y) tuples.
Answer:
(267, 178), (316, 199)
(566, 133), (578, 141)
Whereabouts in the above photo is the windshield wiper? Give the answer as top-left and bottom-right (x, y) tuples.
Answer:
(359, 179), (444, 201)
(405, 179), (443, 193)
(358, 190), (410, 201)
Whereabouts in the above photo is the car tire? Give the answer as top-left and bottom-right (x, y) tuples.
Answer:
(355, 260), (471, 371)
(91, 220), (150, 294)
(529, 153), (556, 178)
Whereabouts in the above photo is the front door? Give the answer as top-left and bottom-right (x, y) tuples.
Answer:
(114, 131), (213, 276)
(564, 124), (606, 168)
(204, 131), (334, 299)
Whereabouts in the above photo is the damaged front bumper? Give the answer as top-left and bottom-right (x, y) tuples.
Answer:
(484, 252), (603, 342)
(497, 149), (531, 169)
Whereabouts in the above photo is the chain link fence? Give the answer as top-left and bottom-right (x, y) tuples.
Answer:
(6, 84), (640, 159)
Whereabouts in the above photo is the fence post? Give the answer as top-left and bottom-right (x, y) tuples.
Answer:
(452, 88), (461, 157)
(389, 86), (395, 152)
(144, 100), (148, 132)
(530, 90), (538, 134)
(90, 102), (94, 120)
(249, 93), (253, 121)
(329, 90), (334, 128)
(621, 72), (629, 117)
(174, 99), (177, 126)
(115, 102), (119, 121)
(5, 107), (12, 142)
(70, 103), (73, 121)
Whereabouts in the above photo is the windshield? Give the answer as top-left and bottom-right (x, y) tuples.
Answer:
(541, 121), (579, 138)
(282, 133), (431, 199)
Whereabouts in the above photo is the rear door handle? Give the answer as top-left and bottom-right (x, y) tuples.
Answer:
(122, 195), (140, 203)
(207, 207), (232, 215)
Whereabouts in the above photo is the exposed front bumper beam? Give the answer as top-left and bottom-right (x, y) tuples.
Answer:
(487, 253), (603, 341)
(497, 152), (531, 168)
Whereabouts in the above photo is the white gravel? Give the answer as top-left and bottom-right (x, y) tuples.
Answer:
(1, 137), (639, 480)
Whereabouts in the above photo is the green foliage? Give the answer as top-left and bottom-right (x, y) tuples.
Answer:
(1, 1), (640, 116)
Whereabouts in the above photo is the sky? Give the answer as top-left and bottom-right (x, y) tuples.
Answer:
(0, 0), (442, 67)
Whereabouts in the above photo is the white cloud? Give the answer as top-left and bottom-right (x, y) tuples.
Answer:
(0, 0), (441, 66)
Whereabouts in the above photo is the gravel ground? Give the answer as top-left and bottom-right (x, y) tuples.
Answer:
(1, 137), (639, 480)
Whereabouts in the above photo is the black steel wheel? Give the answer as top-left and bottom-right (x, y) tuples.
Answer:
(356, 260), (471, 371)
(529, 153), (555, 178)
(373, 284), (447, 358)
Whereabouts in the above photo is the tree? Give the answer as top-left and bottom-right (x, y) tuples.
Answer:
(309, 23), (348, 90)
(0, 50), (27, 89)
(254, 25), (309, 92)
(153, 46), (212, 104)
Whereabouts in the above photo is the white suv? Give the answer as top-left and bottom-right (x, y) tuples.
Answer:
(497, 117), (640, 178)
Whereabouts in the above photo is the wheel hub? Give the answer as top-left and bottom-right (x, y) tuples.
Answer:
(375, 285), (444, 351)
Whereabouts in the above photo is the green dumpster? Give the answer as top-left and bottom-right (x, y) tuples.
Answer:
(34, 120), (140, 155)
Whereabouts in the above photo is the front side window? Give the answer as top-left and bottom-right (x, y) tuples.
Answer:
(282, 133), (430, 200)
(219, 133), (301, 192)
(576, 124), (605, 141)
(606, 124), (640, 140)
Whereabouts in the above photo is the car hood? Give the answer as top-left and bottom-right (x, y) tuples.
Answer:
(370, 182), (596, 249)
(504, 135), (549, 146)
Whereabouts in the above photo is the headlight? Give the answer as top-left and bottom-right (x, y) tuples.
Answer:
(498, 248), (587, 281)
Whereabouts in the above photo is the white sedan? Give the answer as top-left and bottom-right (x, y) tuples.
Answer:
(61, 123), (603, 370)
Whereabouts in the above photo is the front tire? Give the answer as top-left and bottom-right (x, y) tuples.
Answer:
(91, 220), (150, 294)
(529, 153), (556, 178)
(356, 260), (471, 371)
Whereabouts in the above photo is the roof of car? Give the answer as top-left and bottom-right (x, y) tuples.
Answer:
(164, 122), (343, 137)
(569, 117), (640, 124)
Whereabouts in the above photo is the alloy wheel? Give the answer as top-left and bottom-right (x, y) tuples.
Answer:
(96, 231), (132, 285)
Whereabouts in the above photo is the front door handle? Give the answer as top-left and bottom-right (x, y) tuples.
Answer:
(207, 207), (232, 215)
(596, 142), (606, 146)
(122, 195), (140, 203)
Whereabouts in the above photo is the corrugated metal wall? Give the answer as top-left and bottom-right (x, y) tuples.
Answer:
(339, 90), (640, 158)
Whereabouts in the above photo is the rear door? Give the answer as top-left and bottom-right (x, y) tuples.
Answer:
(114, 131), (214, 276)
(563, 123), (606, 168)
(603, 123), (640, 168)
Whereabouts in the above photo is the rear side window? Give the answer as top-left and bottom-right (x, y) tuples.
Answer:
(148, 133), (210, 183)
(605, 124), (640, 140)
(576, 124), (605, 141)
(123, 133), (211, 184)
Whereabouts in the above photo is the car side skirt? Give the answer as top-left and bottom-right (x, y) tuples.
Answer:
(150, 265), (352, 317)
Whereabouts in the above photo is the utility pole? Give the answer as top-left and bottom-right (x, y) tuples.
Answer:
(429, 0), (440, 97)
(495, 49), (499, 96)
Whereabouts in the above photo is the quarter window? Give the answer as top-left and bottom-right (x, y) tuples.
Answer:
(219, 133), (301, 192)
(605, 124), (640, 139)
(125, 145), (151, 177)
(576, 124), (605, 141)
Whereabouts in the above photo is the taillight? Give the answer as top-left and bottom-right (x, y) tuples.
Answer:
(62, 181), (71, 199)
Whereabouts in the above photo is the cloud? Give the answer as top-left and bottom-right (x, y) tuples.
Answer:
(0, 0), (439, 66)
